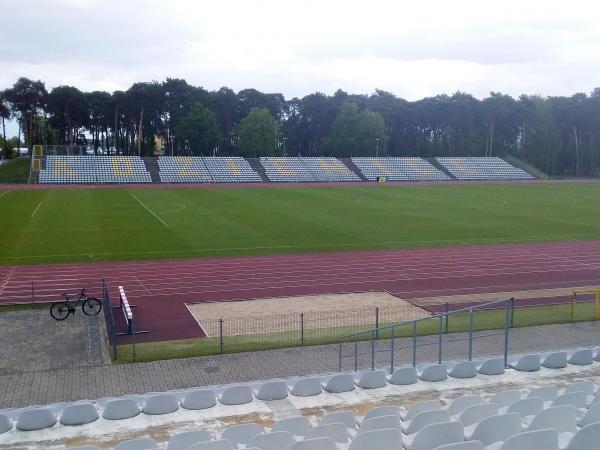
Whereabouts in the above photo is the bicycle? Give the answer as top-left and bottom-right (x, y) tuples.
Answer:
(50, 288), (102, 321)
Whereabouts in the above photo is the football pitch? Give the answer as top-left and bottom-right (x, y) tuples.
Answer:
(1, 182), (600, 265)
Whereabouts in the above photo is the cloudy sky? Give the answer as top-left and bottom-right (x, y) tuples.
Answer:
(2, 0), (600, 102)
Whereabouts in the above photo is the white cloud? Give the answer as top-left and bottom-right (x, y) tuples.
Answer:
(1, 0), (600, 103)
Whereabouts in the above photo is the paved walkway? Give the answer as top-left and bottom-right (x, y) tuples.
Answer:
(1, 320), (599, 409)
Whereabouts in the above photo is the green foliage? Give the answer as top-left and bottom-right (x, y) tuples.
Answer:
(238, 108), (279, 157)
(322, 102), (387, 157)
(1, 183), (600, 265)
(0, 158), (30, 183)
(175, 102), (221, 155)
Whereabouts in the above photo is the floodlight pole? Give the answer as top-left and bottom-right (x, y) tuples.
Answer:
(375, 138), (380, 157)
(282, 137), (287, 157)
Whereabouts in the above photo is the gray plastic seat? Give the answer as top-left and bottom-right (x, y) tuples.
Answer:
(388, 366), (418, 385)
(491, 390), (521, 408)
(541, 352), (568, 369)
(458, 403), (498, 427)
(271, 416), (312, 437)
(402, 400), (442, 421)
(305, 422), (350, 443)
(448, 396), (484, 416)
(285, 437), (337, 450)
(0, 413), (11, 434)
(247, 431), (295, 450)
(167, 430), (212, 450)
(349, 427), (403, 450)
(66, 447), (101, 450)
(528, 386), (558, 401)
(291, 378), (323, 397)
(323, 374), (355, 393)
(404, 421), (464, 450)
(402, 409), (451, 435)
(528, 405), (577, 434)
(60, 403), (99, 425)
(356, 370), (387, 389)
(564, 381), (595, 396)
(188, 440), (234, 450)
(182, 389), (217, 410)
(504, 397), (544, 417)
(579, 403), (600, 428)
(221, 423), (262, 446)
(476, 358), (505, 375)
(498, 429), (558, 450)
(551, 392), (587, 409)
(16, 408), (56, 431)
(102, 398), (140, 420)
(465, 413), (521, 445)
(564, 422), (600, 449)
(143, 393), (179, 415)
(358, 415), (401, 435)
(509, 354), (540, 372)
(363, 405), (400, 422)
(448, 361), (477, 379)
(256, 381), (289, 401)
(220, 386), (253, 405)
(418, 364), (447, 382)
(433, 443), (484, 450)
(568, 349), (594, 366)
(320, 411), (356, 429)
(114, 438), (159, 450)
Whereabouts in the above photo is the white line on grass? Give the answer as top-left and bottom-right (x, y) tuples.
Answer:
(129, 192), (170, 229)
(0, 191), (9, 200)
(30, 201), (42, 219)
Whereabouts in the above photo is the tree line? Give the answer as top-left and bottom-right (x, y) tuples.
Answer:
(1, 77), (599, 176)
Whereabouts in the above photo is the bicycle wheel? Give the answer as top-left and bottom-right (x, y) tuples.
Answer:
(50, 302), (71, 321)
(82, 298), (102, 316)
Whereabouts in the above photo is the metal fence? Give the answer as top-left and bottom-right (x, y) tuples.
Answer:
(338, 298), (514, 372)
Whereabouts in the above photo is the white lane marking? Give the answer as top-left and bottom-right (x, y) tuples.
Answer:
(30, 201), (42, 219)
(184, 303), (209, 337)
(0, 191), (9, 200)
(129, 192), (170, 229)
(160, 203), (187, 214)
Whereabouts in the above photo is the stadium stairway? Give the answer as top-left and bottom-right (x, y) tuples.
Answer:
(340, 158), (369, 181)
(143, 158), (161, 183)
(246, 158), (270, 182)
(427, 158), (456, 180)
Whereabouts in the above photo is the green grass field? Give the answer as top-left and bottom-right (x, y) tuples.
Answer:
(1, 182), (600, 265)
(0, 158), (30, 184)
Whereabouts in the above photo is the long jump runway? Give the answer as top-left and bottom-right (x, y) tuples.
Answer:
(1, 240), (600, 342)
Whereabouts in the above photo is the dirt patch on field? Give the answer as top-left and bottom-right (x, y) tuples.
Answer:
(187, 292), (429, 337)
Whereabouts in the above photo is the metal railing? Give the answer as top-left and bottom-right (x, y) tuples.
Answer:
(338, 298), (515, 372)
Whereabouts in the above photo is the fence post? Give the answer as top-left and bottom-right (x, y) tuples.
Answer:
(510, 297), (515, 328)
(354, 341), (358, 372)
(445, 302), (449, 333)
(504, 301), (510, 367)
(438, 316), (443, 365)
(412, 321), (417, 367)
(468, 309), (474, 361)
(300, 313), (305, 346)
(31, 281), (35, 304)
(371, 330), (376, 371)
(390, 326), (395, 373)
(219, 319), (224, 354)
(375, 307), (379, 339)
(132, 317), (136, 363)
(338, 343), (342, 372)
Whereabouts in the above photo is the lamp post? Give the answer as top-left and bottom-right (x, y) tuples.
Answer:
(375, 138), (380, 157)
(282, 136), (287, 157)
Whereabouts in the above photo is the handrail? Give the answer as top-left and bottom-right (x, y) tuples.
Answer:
(339, 297), (512, 341)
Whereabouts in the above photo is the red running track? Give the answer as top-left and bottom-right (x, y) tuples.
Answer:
(1, 240), (600, 342)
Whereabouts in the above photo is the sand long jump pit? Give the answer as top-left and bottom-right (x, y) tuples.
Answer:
(187, 292), (430, 338)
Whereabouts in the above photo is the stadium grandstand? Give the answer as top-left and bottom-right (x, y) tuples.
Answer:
(33, 153), (536, 184)
(436, 157), (534, 181)
(2, 347), (600, 449)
